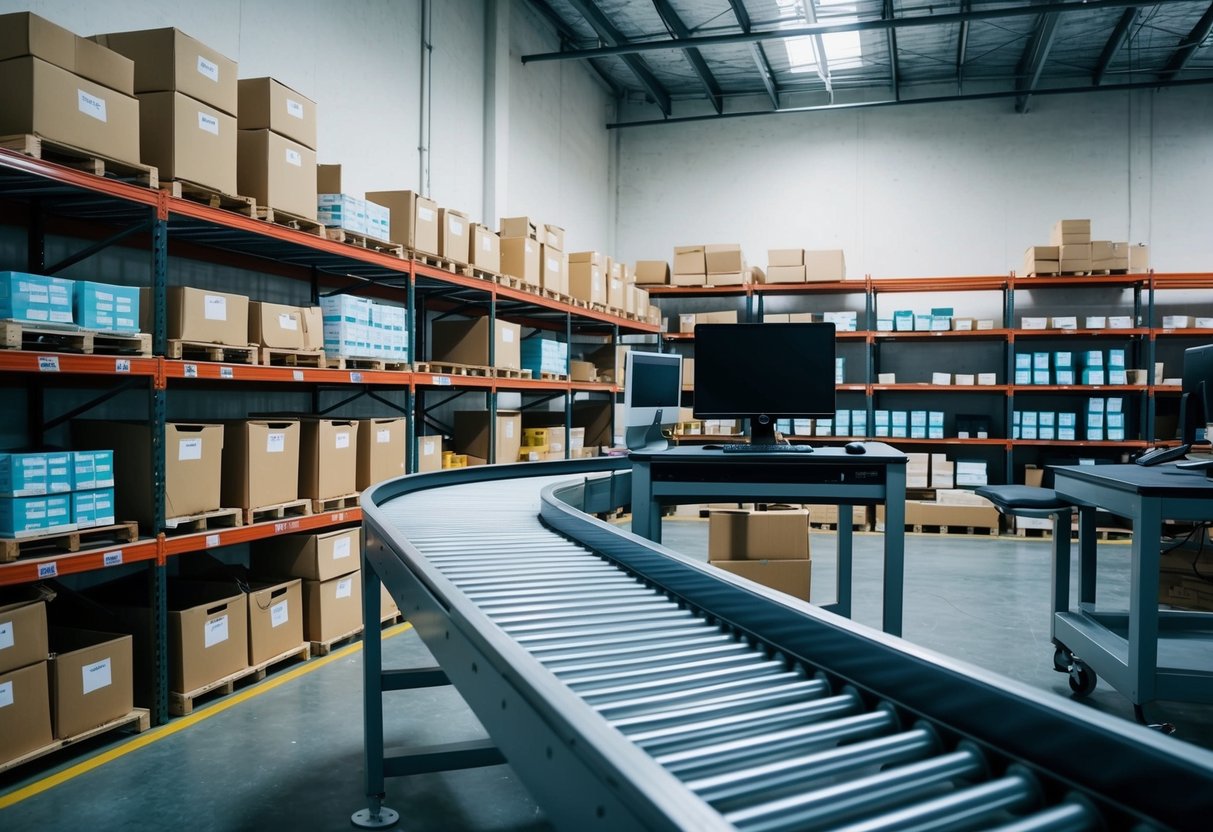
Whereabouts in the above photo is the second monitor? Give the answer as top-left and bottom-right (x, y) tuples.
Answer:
(694, 322), (837, 445)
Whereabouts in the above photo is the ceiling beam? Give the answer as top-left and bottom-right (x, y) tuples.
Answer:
(957, 0), (970, 89)
(804, 0), (834, 99)
(1015, 10), (1060, 113)
(1158, 0), (1213, 81)
(728, 0), (780, 109)
(884, 0), (900, 101)
(563, 0), (672, 115)
(1094, 8), (1138, 85)
(521, 0), (1156, 64)
(524, 0), (622, 97)
(651, 0), (723, 114)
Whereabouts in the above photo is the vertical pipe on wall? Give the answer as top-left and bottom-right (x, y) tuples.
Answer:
(483, 0), (510, 228)
(419, 0), (433, 196)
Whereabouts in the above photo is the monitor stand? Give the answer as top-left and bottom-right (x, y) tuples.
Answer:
(626, 411), (670, 452)
(747, 414), (778, 446)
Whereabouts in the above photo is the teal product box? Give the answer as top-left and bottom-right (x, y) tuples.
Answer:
(1056, 369), (1075, 385)
(1106, 397), (1123, 413)
(891, 424), (908, 438)
(1087, 426), (1105, 441)
(910, 424), (926, 439)
(931, 307), (955, 317)
(1054, 352), (1073, 368)
(1108, 349), (1126, 368)
(1022, 411), (1038, 427)
(72, 450), (115, 490)
(365, 200), (391, 242)
(1040, 425), (1056, 440)
(893, 311), (914, 331)
(1083, 350), (1104, 367)
(73, 488), (116, 529)
(317, 194), (368, 235)
(1013, 411), (1022, 426)
(892, 411), (908, 428)
(852, 410), (868, 436)
(1107, 412), (1125, 429)
(928, 426), (944, 439)
(1039, 411), (1056, 427)
(1088, 398), (1106, 412)
(1022, 425), (1038, 440)
(876, 318), (893, 332)
(1015, 369), (1031, 385)
(929, 411), (944, 427)
(520, 337), (569, 376)
(793, 418), (812, 435)
(1033, 369), (1050, 385)
(835, 410), (851, 435)
(776, 419), (793, 435)
(0, 271), (74, 324)
(1108, 367), (1127, 384)
(914, 314), (933, 331)
(73, 281), (140, 333)
(930, 316), (950, 331)
(1059, 426), (1076, 441)
(0, 453), (49, 497)
(0, 494), (74, 536)
(834, 357), (845, 384)
(874, 424), (890, 437)
(911, 411), (927, 427)
(1015, 354), (1032, 370)
(1082, 368), (1106, 385)
(1107, 427), (1126, 441)
(1059, 412), (1077, 427)
(1033, 352), (1050, 370)
(44, 451), (73, 493)
(816, 420), (833, 437)
(1087, 412), (1105, 429)
(874, 410), (890, 427)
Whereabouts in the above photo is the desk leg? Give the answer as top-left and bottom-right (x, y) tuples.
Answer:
(1127, 496), (1162, 705)
(1050, 510), (1072, 642)
(883, 467), (906, 637)
(836, 505), (853, 619)
(1078, 507), (1098, 606)
(629, 461), (661, 543)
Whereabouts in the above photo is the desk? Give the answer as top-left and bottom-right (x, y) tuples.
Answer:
(1051, 463), (1213, 707)
(629, 443), (907, 635)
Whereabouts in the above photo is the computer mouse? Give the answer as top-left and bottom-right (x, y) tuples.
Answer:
(702, 444), (724, 450)
(844, 441), (866, 455)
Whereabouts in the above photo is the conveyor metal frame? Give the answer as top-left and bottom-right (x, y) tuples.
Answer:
(359, 459), (1213, 830)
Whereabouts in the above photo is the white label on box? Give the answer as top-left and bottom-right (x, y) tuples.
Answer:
(115, 359), (131, 373)
(78, 90), (107, 122)
(81, 658), (112, 694)
(197, 55), (219, 82)
(204, 614), (229, 648)
(270, 600), (289, 628)
(505, 422), (515, 438)
(278, 314), (298, 331)
(547, 257), (559, 272)
(0, 680), (12, 708)
(104, 550), (123, 567)
(198, 111), (219, 135)
(0, 620), (12, 651)
(179, 438), (202, 461)
(285, 148), (302, 167)
(423, 440), (436, 455)
(286, 98), (304, 119)
(376, 429), (391, 444)
(38, 356), (59, 372)
(38, 562), (57, 578)
(448, 216), (463, 234)
(336, 577), (353, 599)
(333, 537), (351, 560)
(335, 431), (350, 449)
(502, 328), (515, 343)
(267, 432), (286, 453)
(27, 309), (49, 321)
(204, 295), (227, 321)
(205, 534), (220, 547)
(481, 237), (492, 251)
(418, 206), (435, 222)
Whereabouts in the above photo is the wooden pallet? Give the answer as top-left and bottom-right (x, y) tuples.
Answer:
(0, 134), (158, 189)
(1, 522), (139, 563)
(412, 361), (492, 377)
(0, 320), (88, 353)
(539, 372), (570, 381)
(169, 644), (311, 716)
(494, 273), (540, 293)
(309, 624), (364, 657)
(319, 355), (409, 371)
(1015, 526), (1133, 541)
(311, 493), (360, 513)
(464, 266), (499, 281)
(255, 205), (325, 236)
(907, 523), (999, 536)
(163, 507), (244, 533)
(412, 252), (465, 273)
(259, 347), (327, 368)
(164, 179), (256, 216)
(324, 227), (405, 257)
(91, 330), (152, 356)
(0, 708), (151, 775)
(809, 521), (874, 532)
(245, 499), (312, 525)
(494, 367), (534, 380)
(166, 339), (259, 364)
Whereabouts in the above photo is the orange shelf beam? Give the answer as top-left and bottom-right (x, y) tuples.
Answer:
(875, 329), (1011, 339)
(0, 538), (160, 587)
(874, 384), (1008, 392)
(163, 509), (362, 557)
(1010, 385), (1147, 393)
(0, 352), (160, 378)
(1014, 328), (1149, 337)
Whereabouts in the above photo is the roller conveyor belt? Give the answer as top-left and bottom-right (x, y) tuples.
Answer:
(362, 461), (1213, 831)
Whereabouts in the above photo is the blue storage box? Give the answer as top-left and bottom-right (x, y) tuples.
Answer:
(0, 453), (49, 496)
(0, 494), (74, 537)
(44, 452), (73, 493)
(0, 271), (74, 325)
(74, 281), (140, 333)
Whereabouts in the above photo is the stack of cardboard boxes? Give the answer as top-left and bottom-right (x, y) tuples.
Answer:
(236, 76), (318, 217)
(567, 252), (605, 306)
(762, 249), (846, 284)
(499, 217), (564, 293)
(468, 222), (502, 274)
(708, 508), (812, 600)
(1023, 220), (1147, 276)
(365, 190), (439, 257)
(876, 489), (1001, 533)
(453, 409), (521, 465)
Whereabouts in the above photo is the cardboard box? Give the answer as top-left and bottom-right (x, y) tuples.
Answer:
(570, 360), (597, 382)
(430, 317), (521, 370)
(768, 248), (804, 267)
(1128, 244), (1149, 274)
(499, 216), (538, 240)
(633, 261), (669, 285)
(222, 420), (300, 509)
(568, 259), (605, 305)
(500, 236), (540, 285)
(357, 419), (406, 491)
(543, 224), (564, 250)
(365, 190), (438, 253)
(806, 250), (846, 282)
(150, 285), (248, 346)
(74, 36), (134, 95)
(137, 90), (235, 192)
(876, 500), (1000, 531)
(48, 628), (133, 739)
(0, 599), (48, 675)
(300, 420), (358, 501)
(248, 301), (304, 349)
(1050, 219), (1091, 246)
(237, 129), (317, 219)
(469, 225), (501, 273)
(237, 77), (316, 149)
(303, 572), (362, 643)
(542, 244), (569, 297)
(416, 435), (443, 473)
(300, 306), (323, 350)
(673, 245), (706, 275)
(764, 265), (807, 283)
(710, 559), (811, 601)
(439, 208), (471, 264)
(0, 12), (76, 71)
(707, 271), (747, 287)
(167, 581), (248, 693)
(243, 578), (303, 665)
(255, 527), (360, 582)
(705, 244), (743, 274)
(0, 661), (53, 766)
(708, 509), (810, 560)
(93, 27), (237, 115)
(453, 410), (522, 465)
(0, 57), (141, 164)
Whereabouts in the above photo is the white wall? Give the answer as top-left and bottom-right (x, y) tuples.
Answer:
(616, 88), (1213, 275)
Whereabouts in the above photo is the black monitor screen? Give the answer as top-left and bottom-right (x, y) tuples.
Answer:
(1181, 343), (1213, 442)
(630, 353), (681, 408)
(694, 323), (836, 420)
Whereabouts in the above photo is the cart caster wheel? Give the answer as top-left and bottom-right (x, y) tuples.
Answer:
(1053, 646), (1073, 673)
(1068, 660), (1097, 697)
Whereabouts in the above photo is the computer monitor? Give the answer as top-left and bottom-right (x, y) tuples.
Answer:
(1180, 343), (1213, 444)
(694, 322), (836, 445)
(624, 350), (683, 451)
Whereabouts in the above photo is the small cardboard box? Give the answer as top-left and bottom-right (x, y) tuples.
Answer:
(254, 527), (360, 582)
(568, 258), (605, 305)
(542, 244), (569, 297)
(48, 628), (133, 739)
(222, 420), (300, 509)
(92, 27), (237, 115)
(237, 77), (316, 149)
(364, 190), (438, 253)
(357, 418), (406, 490)
(499, 216), (538, 240)
(708, 509), (810, 560)
(469, 224), (501, 273)
(543, 224), (564, 251)
(237, 128), (317, 219)
(303, 572), (362, 643)
(152, 285), (249, 346)
(439, 208), (471, 264)
(244, 578), (303, 666)
(1050, 219), (1091, 246)
(416, 435), (443, 473)
(805, 250), (845, 282)
(454, 410), (522, 465)
(710, 559), (811, 601)
(764, 265), (806, 283)
(570, 360), (597, 383)
(168, 581), (248, 693)
(500, 236), (540, 285)
(673, 245), (706, 275)
(431, 317), (521, 370)
(0, 661), (53, 766)
(768, 248), (804, 267)
(300, 419), (358, 501)
(0, 599), (48, 675)
(0, 12), (76, 70)
(633, 261), (669, 285)
(249, 301), (304, 349)
(705, 244), (743, 274)
(137, 90), (236, 193)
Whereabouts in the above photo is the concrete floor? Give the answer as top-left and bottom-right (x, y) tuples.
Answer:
(2, 522), (1211, 831)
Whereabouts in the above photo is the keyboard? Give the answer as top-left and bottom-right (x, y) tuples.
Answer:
(721, 443), (813, 454)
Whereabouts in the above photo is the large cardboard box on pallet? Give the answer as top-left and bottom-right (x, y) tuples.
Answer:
(469, 225), (500, 273)
(168, 581), (248, 693)
(364, 190), (438, 253)
(242, 578), (303, 666)
(136, 90), (236, 194)
(48, 627), (133, 739)
(500, 236), (540, 286)
(430, 317), (521, 370)
(139, 285), (249, 346)
(439, 209), (471, 264)
(299, 419), (357, 501)
(0, 12), (76, 70)
(633, 261), (669, 285)
(542, 245), (569, 296)
(221, 419), (300, 510)
(249, 301), (305, 349)
(237, 77), (316, 149)
(237, 129), (317, 220)
(708, 509), (811, 561)
(0, 599), (48, 674)
(73, 420), (224, 528)
(357, 418), (406, 491)
(710, 559), (811, 601)
(254, 527), (361, 582)
(0, 661), (53, 766)
(74, 36), (134, 96)
(92, 27), (237, 115)
(568, 252), (605, 304)
(303, 571), (362, 643)
(453, 411), (522, 465)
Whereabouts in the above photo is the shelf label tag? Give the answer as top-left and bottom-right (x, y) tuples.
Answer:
(204, 614), (229, 648)
(270, 600), (289, 628)
(274, 520), (301, 533)
(103, 550), (123, 567)
(82, 658), (113, 694)
(292, 370), (304, 381)
(349, 372), (363, 383)
(38, 356), (59, 372)
(184, 364), (198, 378)
(205, 534), (220, 547)
(220, 365), (234, 379)
(197, 55), (219, 82)
(434, 375), (451, 386)
(115, 359), (131, 373)
(78, 89), (107, 122)
(332, 512), (347, 523)
(38, 562), (58, 578)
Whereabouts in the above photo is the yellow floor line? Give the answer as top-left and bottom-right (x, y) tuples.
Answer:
(0, 621), (414, 810)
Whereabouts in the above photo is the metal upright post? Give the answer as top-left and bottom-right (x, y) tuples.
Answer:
(150, 206), (169, 725)
(1005, 281), (1016, 482)
(488, 291), (497, 463)
(352, 542), (398, 829)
